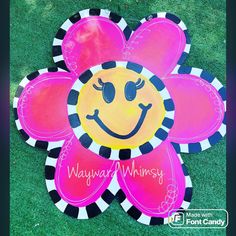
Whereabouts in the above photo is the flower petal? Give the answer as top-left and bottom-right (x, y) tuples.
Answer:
(53, 9), (130, 76)
(116, 141), (192, 225)
(164, 67), (226, 153)
(14, 68), (75, 148)
(45, 135), (119, 219)
(126, 12), (190, 78)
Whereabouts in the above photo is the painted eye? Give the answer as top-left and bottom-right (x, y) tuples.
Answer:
(93, 79), (115, 103)
(125, 79), (145, 101)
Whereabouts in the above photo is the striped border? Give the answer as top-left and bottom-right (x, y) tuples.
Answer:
(171, 66), (226, 154)
(45, 141), (120, 219)
(131, 12), (191, 71)
(13, 67), (67, 150)
(116, 154), (192, 225)
(67, 61), (175, 160)
(52, 8), (132, 71)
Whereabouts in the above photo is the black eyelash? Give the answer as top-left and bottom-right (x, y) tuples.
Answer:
(93, 78), (104, 91)
(135, 78), (145, 89)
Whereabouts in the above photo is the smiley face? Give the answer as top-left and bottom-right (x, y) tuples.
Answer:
(68, 61), (175, 159)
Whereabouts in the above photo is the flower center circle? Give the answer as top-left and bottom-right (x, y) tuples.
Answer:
(67, 61), (175, 160)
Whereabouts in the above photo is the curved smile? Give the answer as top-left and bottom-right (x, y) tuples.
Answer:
(86, 103), (152, 139)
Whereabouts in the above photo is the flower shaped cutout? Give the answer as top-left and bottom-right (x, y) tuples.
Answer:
(14, 9), (226, 225)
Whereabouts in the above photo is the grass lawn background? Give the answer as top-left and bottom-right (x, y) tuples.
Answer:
(10, 0), (226, 235)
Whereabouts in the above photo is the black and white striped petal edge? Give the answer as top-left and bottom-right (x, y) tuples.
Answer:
(45, 140), (120, 219)
(52, 10), (190, 72)
(67, 61), (175, 160)
(116, 154), (193, 225)
(171, 67), (226, 154)
(13, 67), (68, 150)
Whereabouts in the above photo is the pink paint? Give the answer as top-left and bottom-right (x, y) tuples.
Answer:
(17, 72), (75, 141)
(117, 141), (185, 217)
(164, 74), (225, 143)
(62, 17), (126, 76)
(54, 135), (116, 206)
(127, 18), (186, 77)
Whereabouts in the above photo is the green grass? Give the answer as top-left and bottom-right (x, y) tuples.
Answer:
(10, 0), (226, 235)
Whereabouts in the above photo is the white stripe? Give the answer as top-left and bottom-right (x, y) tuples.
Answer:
(117, 18), (127, 31)
(177, 154), (184, 164)
(142, 67), (154, 78)
(200, 139), (211, 150)
(38, 68), (48, 74)
(130, 148), (142, 158)
(77, 207), (88, 219)
(149, 136), (161, 147)
(55, 199), (67, 212)
(53, 38), (62, 46)
(180, 144), (189, 153)
(218, 123), (226, 136)
(137, 214), (151, 225)
(26, 137), (36, 146)
(165, 111), (175, 119)
(72, 79), (84, 91)
(13, 97), (19, 108)
(185, 176), (192, 187)
(46, 179), (56, 192)
(164, 217), (169, 224)
(120, 198), (132, 211)
(108, 174), (120, 195)
(80, 9), (90, 18)
(159, 87), (170, 99)
(73, 126), (85, 139)
(15, 119), (22, 130)
(109, 149), (119, 160)
(90, 65), (102, 74)
(172, 64), (180, 74)
(61, 19), (73, 31)
(47, 141), (64, 151)
(140, 18), (146, 23)
(211, 78), (223, 90)
(181, 200), (190, 209)
(89, 141), (101, 154)
(157, 12), (166, 18)
(191, 68), (203, 77)
(116, 61), (128, 67)
(178, 21), (187, 30)
(58, 68), (66, 72)
(45, 157), (57, 167)
(67, 105), (77, 115)
(95, 198), (109, 212)
(224, 101), (226, 110)
(100, 9), (110, 17)
(161, 125), (170, 133)
(184, 44), (191, 53)
(53, 55), (64, 63)
(19, 77), (29, 87)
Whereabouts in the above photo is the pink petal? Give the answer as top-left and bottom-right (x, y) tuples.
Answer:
(164, 68), (226, 153)
(14, 69), (75, 146)
(117, 141), (192, 224)
(45, 134), (116, 218)
(126, 13), (190, 78)
(53, 10), (129, 76)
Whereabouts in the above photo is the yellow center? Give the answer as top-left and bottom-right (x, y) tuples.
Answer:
(77, 67), (166, 149)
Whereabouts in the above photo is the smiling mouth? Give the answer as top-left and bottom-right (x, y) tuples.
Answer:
(86, 103), (152, 139)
